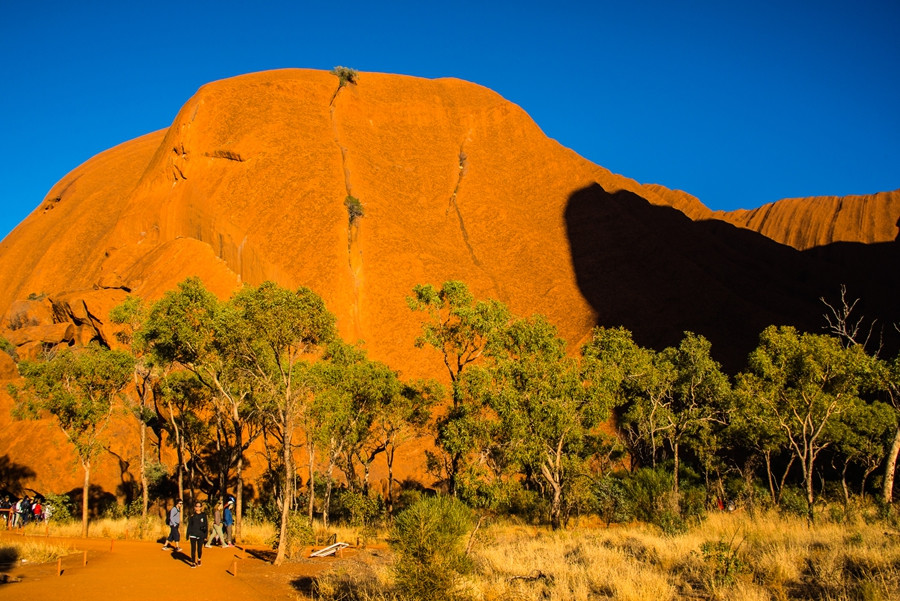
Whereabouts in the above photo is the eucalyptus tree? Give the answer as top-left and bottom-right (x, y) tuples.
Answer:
(376, 379), (442, 515)
(407, 281), (510, 495)
(657, 332), (730, 497)
(738, 325), (874, 521)
(156, 370), (210, 502)
(307, 341), (408, 525)
(473, 315), (609, 529)
(879, 354), (900, 503)
(227, 281), (335, 566)
(12, 344), (134, 536)
(110, 295), (161, 517)
(580, 326), (664, 470)
(141, 277), (260, 533)
(831, 397), (895, 500)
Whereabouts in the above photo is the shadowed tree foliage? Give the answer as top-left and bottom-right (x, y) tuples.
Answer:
(736, 325), (875, 522)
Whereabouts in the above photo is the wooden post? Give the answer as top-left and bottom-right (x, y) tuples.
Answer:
(57, 557), (62, 576)
(110, 539), (114, 552)
(45, 522), (50, 537)
(231, 559), (238, 576)
(83, 550), (88, 566)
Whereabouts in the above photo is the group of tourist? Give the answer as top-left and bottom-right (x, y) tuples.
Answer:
(1, 494), (50, 527)
(161, 497), (236, 568)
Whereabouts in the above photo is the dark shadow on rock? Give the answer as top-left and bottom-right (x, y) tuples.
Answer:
(66, 484), (118, 518)
(0, 456), (37, 497)
(565, 183), (900, 372)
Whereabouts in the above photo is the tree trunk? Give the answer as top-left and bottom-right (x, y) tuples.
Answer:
(883, 425), (900, 504)
(673, 440), (680, 496)
(386, 447), (396, 516)
(307, 439), (316, 521)
(841, 462), (850, 504)
(140, 419), (149, 518)
(778, 455), (795, 504)
(804, 458), (816, 524)
(236, 448), (244, 541)
(274, 418), (293, 566)
(82, 458), (91, 538)
(764, 451), (777, 505)
(323, 460), (336, 529)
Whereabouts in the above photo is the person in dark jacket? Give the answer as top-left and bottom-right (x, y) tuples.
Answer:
(186, 501), (209, 568)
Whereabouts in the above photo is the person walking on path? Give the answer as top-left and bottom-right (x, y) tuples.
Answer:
(186, 501), (209, 568)
(162, 500), (183, 551)
(223, 499), (235, 547)
(205, 500), (226, 548)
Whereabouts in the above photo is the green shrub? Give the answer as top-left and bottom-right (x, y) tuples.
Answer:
(594, 474), (634, 526)
(778, 486), (809, 518)
(267, 511), (314, 559)
(43, 493), (75, 522)
(0, 337), (16, 361)
(344, 196), (364, 224)
(331, 66), (359, 87)
(341, 490), (383, 541)
(700, 538), (746, 588)
(391, 495), (474, 601)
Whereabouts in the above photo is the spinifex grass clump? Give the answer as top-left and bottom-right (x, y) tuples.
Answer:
(391, 496), (473, 601)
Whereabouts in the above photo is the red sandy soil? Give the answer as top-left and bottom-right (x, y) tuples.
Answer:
(0, 530), (349, 600)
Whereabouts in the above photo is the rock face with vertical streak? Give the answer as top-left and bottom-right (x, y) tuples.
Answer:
(0, 68), (897, 496)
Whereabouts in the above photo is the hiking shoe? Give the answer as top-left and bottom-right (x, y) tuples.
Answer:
(204, 544), (211, 548)
(191, 563), (197, 568)
(197, 560), (202, 566)
(161, 546), (169, 551)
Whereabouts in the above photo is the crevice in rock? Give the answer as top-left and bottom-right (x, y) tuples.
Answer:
(330, 87), (362, 339)
(446, 144), (504, 298)
(43, 176), (81, 211)
(204, 150), (245, 162)
(447, 145), (480, 267)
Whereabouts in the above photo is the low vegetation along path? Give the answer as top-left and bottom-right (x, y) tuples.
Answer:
(0, 532), (339, 600)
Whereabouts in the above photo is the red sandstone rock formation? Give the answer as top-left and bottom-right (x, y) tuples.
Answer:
(0, 69), (896, 497)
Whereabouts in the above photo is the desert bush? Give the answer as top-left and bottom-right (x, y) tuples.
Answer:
(700, 538), (747, 589)
(345, 195), (364, 224)
(341, 490), (384, 541)
(0, 336), (17, 360)
(594, 473), (634, 526)
(391, 495), (474, 601)
(778, 485), (809, 518)
(266, 511), (314, 559)
(43, 492), (75, 522)
(331, 66), (359, 86)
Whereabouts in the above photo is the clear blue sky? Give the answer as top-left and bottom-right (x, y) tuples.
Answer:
(2, 0), (898, 241)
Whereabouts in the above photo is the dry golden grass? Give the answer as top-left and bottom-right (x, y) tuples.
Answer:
(312, 510), (900, 601)
(0, 538), (75, 566)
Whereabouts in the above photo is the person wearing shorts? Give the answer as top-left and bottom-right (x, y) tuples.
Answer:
(161, 500), (183, 551)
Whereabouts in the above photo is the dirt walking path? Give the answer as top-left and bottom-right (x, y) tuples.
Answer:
(0, 532), (343, 600)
